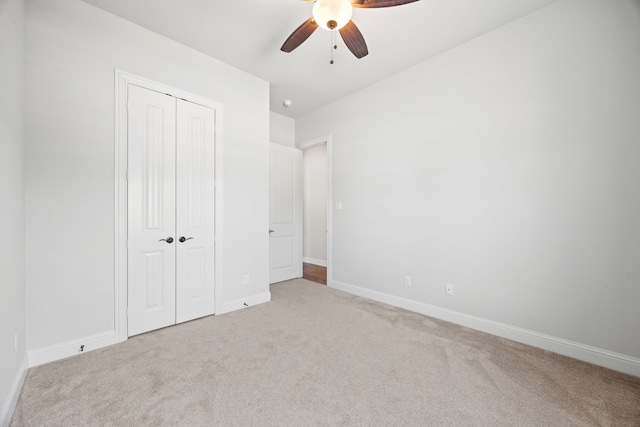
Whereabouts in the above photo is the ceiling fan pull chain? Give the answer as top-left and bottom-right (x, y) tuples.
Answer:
(330, 30), (338, 65)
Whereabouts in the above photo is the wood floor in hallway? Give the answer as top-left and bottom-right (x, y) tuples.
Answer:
(303, 263), (326, 285)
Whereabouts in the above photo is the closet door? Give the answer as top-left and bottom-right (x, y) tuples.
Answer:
(175, 99), (216, 323)
(127, 85), (177, 337)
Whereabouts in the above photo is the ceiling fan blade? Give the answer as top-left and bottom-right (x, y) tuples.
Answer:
(352, 0), (419, 8)
(281, 18), (319, 53)
(339, 20), (368, 59)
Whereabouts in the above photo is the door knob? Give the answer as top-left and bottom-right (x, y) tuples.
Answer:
(179, 236), (194, 243)
(159, 237), (174, 244)
(269, 229), (275, 233)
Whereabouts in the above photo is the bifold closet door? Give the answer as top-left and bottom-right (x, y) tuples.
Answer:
(127, 85), (215, 337)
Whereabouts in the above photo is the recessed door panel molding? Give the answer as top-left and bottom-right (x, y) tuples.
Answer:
(269, 143), (302, 284)
(270, 236), (295, 270)
(143, 104), (166, 231)
(270, 153), (294, 224)
(185, 247), (205, 299)
(187, 115), (205, 229)
(144, 251), (166, 310)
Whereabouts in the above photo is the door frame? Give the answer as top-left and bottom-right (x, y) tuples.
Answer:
(114, 70), (225, 343)
(298, 135), (333, 286)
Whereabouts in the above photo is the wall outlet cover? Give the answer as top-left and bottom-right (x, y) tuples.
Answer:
(446, 283), (454, 295)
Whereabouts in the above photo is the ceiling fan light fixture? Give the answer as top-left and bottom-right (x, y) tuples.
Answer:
(313, 0), (353, 31)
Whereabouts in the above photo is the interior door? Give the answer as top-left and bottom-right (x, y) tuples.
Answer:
(269, 143), (303, 284)
(175, 99), (216, 323)
(127, 85), (177, 336)
(128, 85), (216, 337)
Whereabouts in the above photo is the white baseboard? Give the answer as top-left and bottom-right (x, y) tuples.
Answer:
(329, 279), (640, 378)
(303, 257), (327, 267)
(1, 355), (28, 427)
(26, 293), (271, 367)
(221, 291), (271, 314)
(28, 330), (118, 368)
(26, 293), (270, 368)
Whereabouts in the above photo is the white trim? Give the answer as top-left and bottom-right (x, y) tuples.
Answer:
(0, 356), (27, 427)
(303, 257), (327, 267)
(114, 69), (225, 342)
(27, 331), (118, 368)
(220, 292), (271, 314)
(329, 279), (640, 378)
(298, 135), (329, 151)
(298, 134), (333, 285)
(326, 136), (333, 285)
(114, 70), (128, 343)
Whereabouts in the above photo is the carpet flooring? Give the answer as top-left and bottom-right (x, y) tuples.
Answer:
(11, 279), (640, 426)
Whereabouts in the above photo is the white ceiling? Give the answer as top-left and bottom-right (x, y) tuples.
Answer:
(81, 0), (558, 118)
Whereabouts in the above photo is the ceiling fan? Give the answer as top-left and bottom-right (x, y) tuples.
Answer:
(281, 0), (420, 60)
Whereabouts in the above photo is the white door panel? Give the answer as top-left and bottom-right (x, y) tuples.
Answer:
(176, 99), (216, 323)
(270, 236), (294, 270)
(269, 143), (302, 284)
(127, 85), (177, 336)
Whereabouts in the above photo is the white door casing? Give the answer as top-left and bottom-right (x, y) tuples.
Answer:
(298, 135), (333, 286)
(269, 143), (302, 284)
(127, 84), (216, 336)
(115, 70), (224, 344)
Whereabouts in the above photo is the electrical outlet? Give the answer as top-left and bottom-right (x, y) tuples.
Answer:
(404, 276), (412, 287)
(335, 202), (342, 210)
(243, 274), (250, 285)
(446, 283), (454, 295)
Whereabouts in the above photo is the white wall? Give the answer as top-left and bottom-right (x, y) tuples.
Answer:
(269, 111), (295, 147)
(302, 145), (327, 265)
(297, 0), (640, 368)
(0, 0), (27, 422)
(25, 0), (270, 354)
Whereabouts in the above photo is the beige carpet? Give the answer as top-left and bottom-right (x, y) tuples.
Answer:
(11, 279), (640, 426)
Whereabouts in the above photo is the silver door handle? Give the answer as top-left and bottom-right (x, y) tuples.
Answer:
(159, 237), (174, 244)
(269, 229), (274, 233)
(179, 236), (194, 243)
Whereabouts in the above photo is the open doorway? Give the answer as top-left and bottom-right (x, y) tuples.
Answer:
(299, 136), (331, 286)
